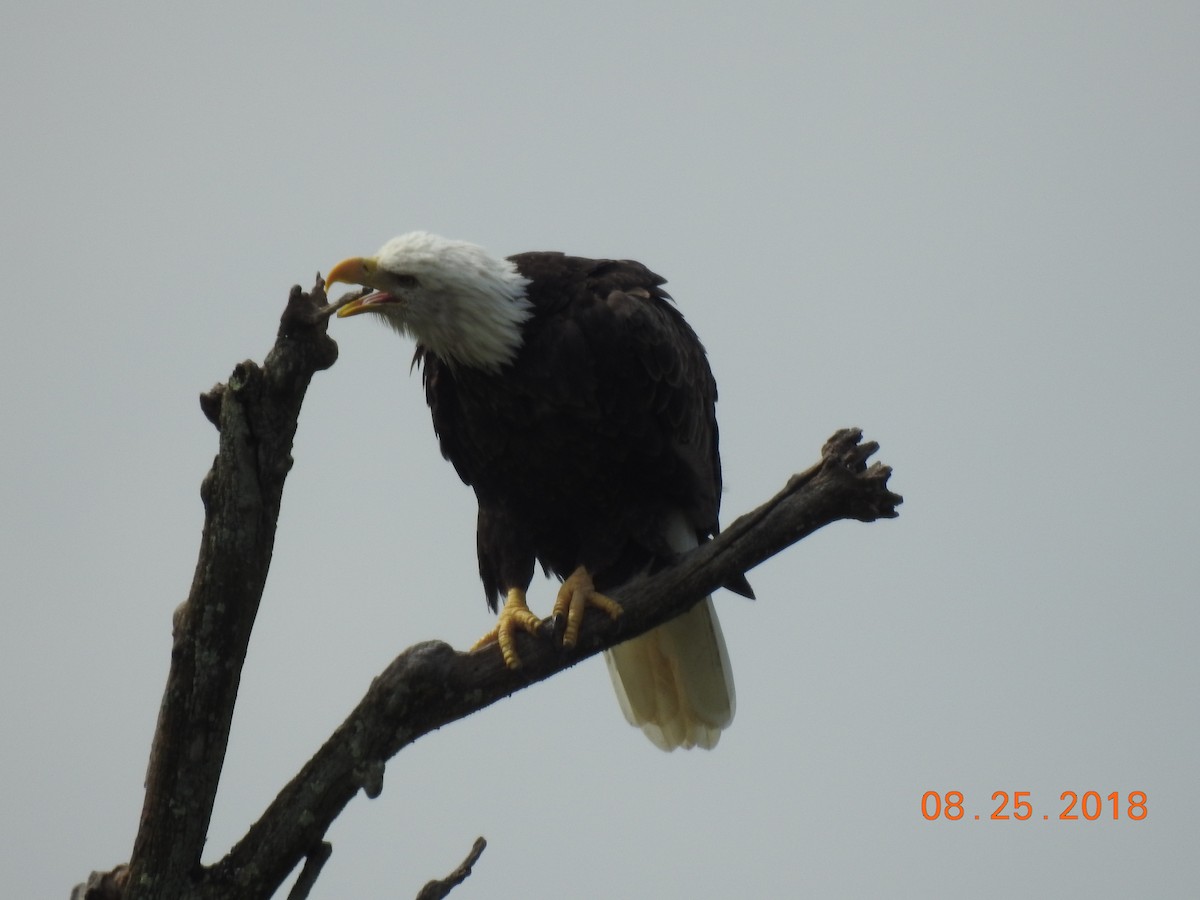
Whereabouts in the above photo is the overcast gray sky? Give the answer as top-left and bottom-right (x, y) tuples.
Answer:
(3, 2), (1196, 897)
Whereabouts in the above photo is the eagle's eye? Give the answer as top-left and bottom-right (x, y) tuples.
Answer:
(392, 273), (418, 288)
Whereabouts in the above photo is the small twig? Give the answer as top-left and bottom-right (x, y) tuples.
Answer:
(415, 838), (488, 900)
(316, 282), (370, 320)
(286, 842), (333, 900)
(70, 865), (128, 900)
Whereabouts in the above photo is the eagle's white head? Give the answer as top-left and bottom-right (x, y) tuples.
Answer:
(326, 232), (533, 371)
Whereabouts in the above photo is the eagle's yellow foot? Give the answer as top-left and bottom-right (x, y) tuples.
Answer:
(552, 566), (623, 649)
(471, 588), (543, 669)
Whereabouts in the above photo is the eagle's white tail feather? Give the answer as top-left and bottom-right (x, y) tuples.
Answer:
(602, 510), (735, 751)
(603, 596), (734, 750)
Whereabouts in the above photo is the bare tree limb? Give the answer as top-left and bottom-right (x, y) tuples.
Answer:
(122, 282), (339, 900)
(77, 280), (901, 900)
(200, 427), (899, 898)
(415, 838), (487, 900)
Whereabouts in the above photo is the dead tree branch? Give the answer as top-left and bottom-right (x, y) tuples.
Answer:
(123, 282), (339, 900)
(415, 838), (488, 900)
(202, 427), (899, 899)
(77, 281), (901, 900)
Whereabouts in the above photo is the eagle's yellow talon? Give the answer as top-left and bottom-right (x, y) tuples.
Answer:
(472, 588), (543, 669)
(552, 566), (624, 649)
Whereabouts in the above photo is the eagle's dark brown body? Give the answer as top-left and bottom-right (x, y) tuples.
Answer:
(417, 252), (725, 612)
(328, 233), (741, 749)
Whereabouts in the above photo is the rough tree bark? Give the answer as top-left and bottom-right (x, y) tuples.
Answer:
(73, 280), (902, 900)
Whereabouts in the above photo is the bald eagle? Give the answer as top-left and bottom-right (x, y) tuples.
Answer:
(326, 232), (750, 750)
